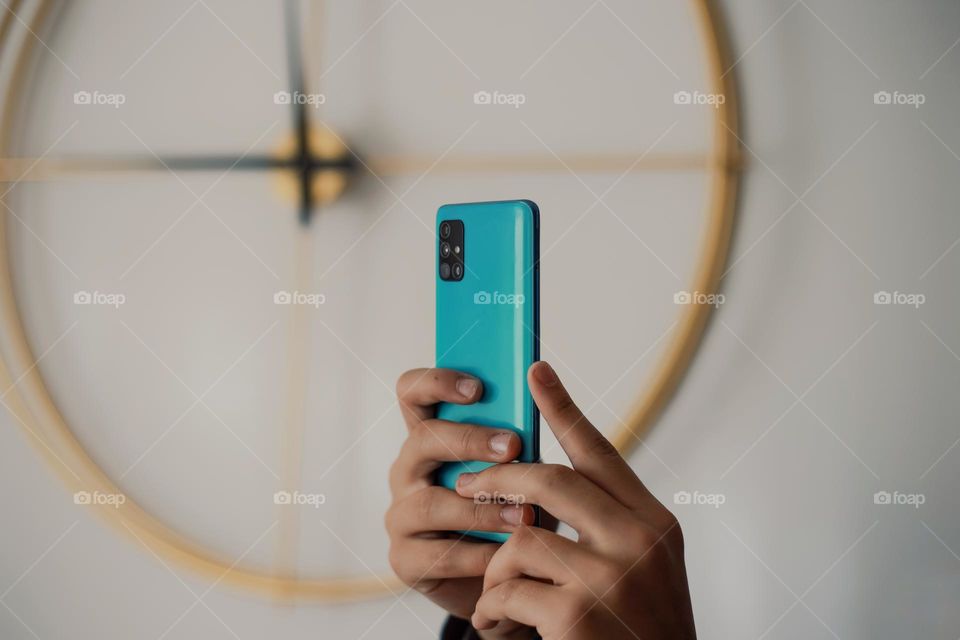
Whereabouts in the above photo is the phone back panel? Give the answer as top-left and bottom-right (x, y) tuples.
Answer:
(435, 201), (539, 541)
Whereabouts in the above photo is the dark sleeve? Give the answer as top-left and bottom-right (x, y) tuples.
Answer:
(441, 616), (481, 640)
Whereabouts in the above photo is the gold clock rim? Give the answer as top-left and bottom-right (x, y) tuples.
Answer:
(0, 0), (740, 600)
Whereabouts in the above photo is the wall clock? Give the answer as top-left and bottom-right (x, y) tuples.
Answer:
(0, 0), (739, 599)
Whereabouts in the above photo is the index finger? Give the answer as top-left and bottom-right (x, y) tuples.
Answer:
(396, 367), (483, 423)
(528, 361), (655, 511)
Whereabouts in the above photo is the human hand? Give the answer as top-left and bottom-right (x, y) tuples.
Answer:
(386, 368), (538, 638)
(462, 362), (696, 640)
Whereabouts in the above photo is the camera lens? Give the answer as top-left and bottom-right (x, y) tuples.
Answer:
(439, 263), (451, 279)
(451, 263), (463, 279)
(439, 221), (451, 239)
(440, 242), (451, 258)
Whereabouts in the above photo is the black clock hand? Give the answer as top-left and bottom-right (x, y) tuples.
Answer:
(283, 0), (314, 225)
(51, 154), (353, 173)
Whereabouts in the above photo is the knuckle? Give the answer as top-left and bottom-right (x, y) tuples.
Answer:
(472, 500), (490, 529)
(663, 515), (685, 554)
(387, 459), (402, 491)
(395, 369), (419, 402)
(478, 544), (499, 572)
(409, 419), (429, 440)
(660, 510), (683, 536)
(411, 422), (434, 454)
(429, 549), (451, 575)
(383, 503), (398, 535)
(412, 487), (440, 523)
(632, 523), (661, 551)
(595, 558), (626, 588)
(388, 545), (410, 583)
(458, 424), (478, 455)
(499, 578), (523, 603)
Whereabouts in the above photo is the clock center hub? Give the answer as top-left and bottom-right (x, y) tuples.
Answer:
(272, 128), (354, 211)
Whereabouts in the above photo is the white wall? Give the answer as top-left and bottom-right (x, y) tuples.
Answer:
(1, 1), (958, 638)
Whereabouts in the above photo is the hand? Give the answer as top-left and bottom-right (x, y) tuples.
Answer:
(386, 367), (538, 638)
(462, 362), (696, 640)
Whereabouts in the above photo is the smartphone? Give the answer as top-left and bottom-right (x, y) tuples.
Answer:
(434, 200), (540, 543)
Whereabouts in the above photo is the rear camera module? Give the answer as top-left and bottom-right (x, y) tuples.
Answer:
(439, 219), (464, 281)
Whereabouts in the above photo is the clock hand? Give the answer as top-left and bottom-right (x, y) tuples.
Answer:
(47, 154), (354, 173)
(283, 0), (314, 225)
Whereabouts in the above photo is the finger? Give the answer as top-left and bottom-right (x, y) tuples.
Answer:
(472, 579), (566, 632)
(389, 538), (498, 586)
(388, 487), (535, 536)
(399, 420), (521, 481)
(455, 463), (631, 543)
(396, 367), (483, 422)
(483, 526), (591, 591)
(529, 361), (655, 511)
(389, 421), (521, 496)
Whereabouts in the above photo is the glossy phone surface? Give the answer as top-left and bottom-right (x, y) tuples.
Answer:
(435, 200), (540, 542)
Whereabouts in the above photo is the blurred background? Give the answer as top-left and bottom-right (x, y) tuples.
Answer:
(0, 0), (957, 637)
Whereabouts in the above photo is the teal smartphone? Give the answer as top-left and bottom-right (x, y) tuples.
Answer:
(434, 200), (540, 543)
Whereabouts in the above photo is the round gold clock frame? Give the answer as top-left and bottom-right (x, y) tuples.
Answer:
(0, 0), (741, 600)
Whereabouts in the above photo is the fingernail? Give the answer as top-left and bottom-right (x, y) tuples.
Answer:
(457, 472), (477, 488)
(489, 432), (512, 455)
(457, 377), (479, 398)
(534, 361), (558, 386)
(500, 504), (523, 525)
